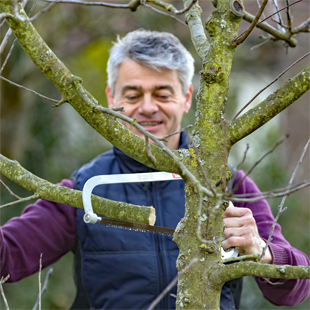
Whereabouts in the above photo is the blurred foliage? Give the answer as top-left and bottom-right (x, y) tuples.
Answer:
(0, 1), (309, 309)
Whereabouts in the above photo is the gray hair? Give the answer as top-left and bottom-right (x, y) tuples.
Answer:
(107, 30), (194, 95)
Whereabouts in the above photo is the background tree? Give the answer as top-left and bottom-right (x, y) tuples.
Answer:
(0, 0), (309, 309)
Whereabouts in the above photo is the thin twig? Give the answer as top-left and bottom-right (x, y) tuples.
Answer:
(230, 135), (289, 195)
(201, 233), (233, 245)
(0, 13), (14, 22)
(0, 194), (38, 210)
(43, 0), (130, 8)
(260, 138), (310, 262)
(0, 0), (28, 55)
(222, 253), (260, 264)
(94, 104), (213, 198)
(161, 125), (192, 141)
(174, 0), (197, 15)
(258, 0), (301, 25)
(292, 17), (310, 34)
(256, 0), (266, 20)
(227, 144), (249, 193)
(229, 180), (310, 203)
(39, 254), (42, 310)
(29, 3), (56, 22)
(286, 0), (293, 31)
(147, 258), (197, 310)
(142, 3), (187, 26)
(270, 0), (286, 32)
(263, 278), (284, 285)
(0, 76), (59, 103)
(196, 192), (204, 241)
(32, 268), (53, 310)
(112, 107), (125, 112)
(187, 134), (216, 196)
(250, 38), (270, 51)
(0, 179), (21, 199)
(0, 29), (13, 55)
(145, 137), (157, 163)
(0, 275), (10, 310)
(232, 0), (268, 47)
(0, 38), (17, 74)
(232, 51), (310, 121)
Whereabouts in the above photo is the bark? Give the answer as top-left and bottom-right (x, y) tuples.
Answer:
(173, 1), (244, 308)
(228, 64), (310, 146)
(0, 0), (182, 175)
(222, 261), (310, 282)
(1, 0), (310, 309)
(0, 154), (155, 225)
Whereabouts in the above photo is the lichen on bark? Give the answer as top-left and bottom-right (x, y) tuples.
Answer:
(0, 154), (154, 225)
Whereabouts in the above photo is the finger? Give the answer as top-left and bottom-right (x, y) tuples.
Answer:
(223, 217), (243, 228)
(222, 236), (242, 250)
(223, 206), (252, 218)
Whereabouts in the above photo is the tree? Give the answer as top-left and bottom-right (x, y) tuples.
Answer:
(0, 0), (309, 309)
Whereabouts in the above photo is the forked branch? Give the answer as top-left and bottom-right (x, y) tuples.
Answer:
(0, 1), (182, 173)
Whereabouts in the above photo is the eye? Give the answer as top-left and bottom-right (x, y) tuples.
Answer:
(125, 92), (141, 102)
(155, 92), (171, 101)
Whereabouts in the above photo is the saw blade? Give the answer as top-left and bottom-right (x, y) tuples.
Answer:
(99, 218), (175, 235)
(99, 218), (238, 259)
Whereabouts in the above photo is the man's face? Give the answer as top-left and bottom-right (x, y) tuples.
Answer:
(106, 59), (192, 150)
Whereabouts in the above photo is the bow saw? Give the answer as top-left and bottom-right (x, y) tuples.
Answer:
(82, 172), (238, 260)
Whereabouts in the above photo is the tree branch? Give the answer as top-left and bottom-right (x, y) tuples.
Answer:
(232, 0), (268, 47)
(222, 261), (310, 283)
(242, 11), (297, 47)
(228, 63), (310, 146)
(0, 76), (60, 103)
(141, 2), (187, 26)
(229, 180), (310, 203)
(0, 154), (155, 225)
(0, 275), (10, 310)
(33, 268), (53, 310)
(260, 138), (310, 262)
(43, 0), (130, 8)
(0, 2), (184, 174)
(0, 194), (38, 210)
(184, 0), (209, 60)
(292, 17), (310, 34)
(232, 52), (310, 121)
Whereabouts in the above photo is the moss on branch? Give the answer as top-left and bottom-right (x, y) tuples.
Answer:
(0, 1), (180, 173)
(222, 261), (310, 283)
(184, 0), (209, 60)
(228, 64), (310, 146)
(0, 154), (154, 225)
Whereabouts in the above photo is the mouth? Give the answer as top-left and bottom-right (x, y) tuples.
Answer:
(138, 121), (163, 127)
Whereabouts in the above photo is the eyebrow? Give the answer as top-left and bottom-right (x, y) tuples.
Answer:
(121, 85), (175, 96)
(153, 85), (175, 95)
(121, 86), (143, 96)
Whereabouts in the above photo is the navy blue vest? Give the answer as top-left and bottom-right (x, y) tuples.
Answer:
(71, 133), (242, 309)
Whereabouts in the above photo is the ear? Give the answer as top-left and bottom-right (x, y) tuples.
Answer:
(105, 86), (115, 109)
(184, 84), (193, 113)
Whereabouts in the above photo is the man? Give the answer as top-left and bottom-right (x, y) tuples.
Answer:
(0, 30), (309, 309)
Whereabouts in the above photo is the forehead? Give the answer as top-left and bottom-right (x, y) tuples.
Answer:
(115, 59), (182, 91)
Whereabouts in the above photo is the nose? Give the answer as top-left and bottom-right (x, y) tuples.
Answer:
(138, 94), (158, 115)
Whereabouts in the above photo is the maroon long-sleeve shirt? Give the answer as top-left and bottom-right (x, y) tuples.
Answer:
(0, 171), (309, 306)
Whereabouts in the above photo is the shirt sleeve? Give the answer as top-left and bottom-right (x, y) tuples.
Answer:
(0, 179), (76, 282)
(233, 170), (310, 306)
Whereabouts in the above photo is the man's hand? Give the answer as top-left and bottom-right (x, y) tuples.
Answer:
(222, 203), (273, 264)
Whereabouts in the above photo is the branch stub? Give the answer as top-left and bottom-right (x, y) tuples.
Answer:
(229, 0), (244, 18)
